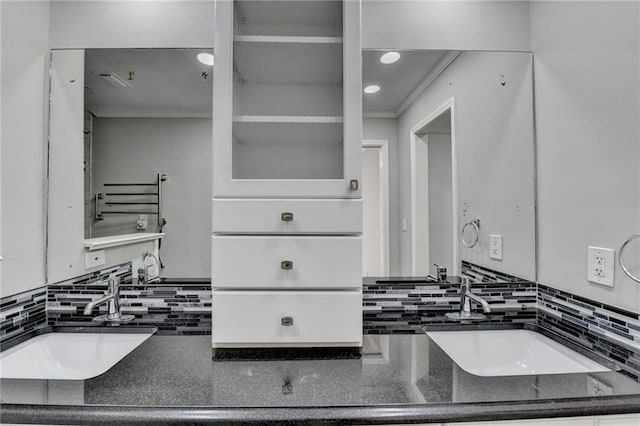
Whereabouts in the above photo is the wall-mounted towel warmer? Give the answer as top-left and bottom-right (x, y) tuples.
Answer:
(95, 173), (167, 229)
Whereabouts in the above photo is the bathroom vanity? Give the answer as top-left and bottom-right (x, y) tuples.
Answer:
(2, 327), (640, 424)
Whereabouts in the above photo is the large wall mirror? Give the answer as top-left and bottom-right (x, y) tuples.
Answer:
(47, 48), (213, 283)
(361, 49), (536, 282)
(47, 47), (535, 285)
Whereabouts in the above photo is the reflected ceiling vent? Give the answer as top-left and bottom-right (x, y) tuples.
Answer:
(97, 72), (131, 88)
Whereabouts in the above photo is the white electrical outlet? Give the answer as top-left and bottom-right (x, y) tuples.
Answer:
(490, 234), (503, 260)
(587, 246), (615, 287)
(85, 250), (106, 269)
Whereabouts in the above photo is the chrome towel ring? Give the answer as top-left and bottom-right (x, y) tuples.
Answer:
(619, 233), (640, 284)
(462, 219), (480, 248)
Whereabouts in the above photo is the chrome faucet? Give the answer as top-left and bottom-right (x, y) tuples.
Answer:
(83, 274), (134, 323)
(427, 264), (447, 283)
(446, 279), (491, 321)
(138, 251), (160, 284)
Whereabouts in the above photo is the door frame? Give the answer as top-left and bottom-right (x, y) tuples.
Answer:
(409, 97), (459, 276)
(362, 139), (390, 276)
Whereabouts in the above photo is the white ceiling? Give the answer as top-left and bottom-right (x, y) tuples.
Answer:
(84, 48), (213, 117)
(84, 48), (454, 119)
(362, 49), (453, 117)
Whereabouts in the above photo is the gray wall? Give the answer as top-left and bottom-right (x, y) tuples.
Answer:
(362, 0), (531, 51)
(531, 1), (640, 312)
(363, 118), (400, 276)
(397, 51), (536, 281)
(92, 117), (212, 278)
(0, 1), (50, 297)
(49, 1), (214, 49)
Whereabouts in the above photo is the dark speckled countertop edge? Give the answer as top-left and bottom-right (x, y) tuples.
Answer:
(2, 396), (640, 425)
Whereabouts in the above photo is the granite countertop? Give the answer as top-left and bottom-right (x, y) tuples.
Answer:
(3, 327), (640, 424)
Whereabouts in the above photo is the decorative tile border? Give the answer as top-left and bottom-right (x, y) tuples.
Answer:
(363, 279), (537, 333)
(0, 286), (47, 343)
(538, 284), (640, 380)
(461, 261), (526, 283)
(47, 263), (211, 335)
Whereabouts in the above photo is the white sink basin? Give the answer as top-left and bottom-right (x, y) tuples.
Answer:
(426, 329), (611, 377)
(0, 331), (154, 380)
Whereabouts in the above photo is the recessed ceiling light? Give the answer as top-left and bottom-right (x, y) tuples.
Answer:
(380, 51), (401, 64)
(364, 84), (381, 94)
(197, 53), (214, 66)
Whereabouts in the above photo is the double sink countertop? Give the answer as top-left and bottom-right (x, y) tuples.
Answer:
(2, 277), (640, 424)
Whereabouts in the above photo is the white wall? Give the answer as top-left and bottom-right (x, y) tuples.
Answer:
(50, 1), (214, 49)
(363, 118), (400, 275)
(362, 0), (530, 51)
(0, 1), (50, 297)
(397, 51), (536, 280)
(531, 1), (640, 312)
(92, 118), (212, 278)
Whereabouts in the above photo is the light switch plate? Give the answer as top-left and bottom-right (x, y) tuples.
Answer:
(490, 234), (503, 260)
(85, 250), (106, 269)
(587, 246), (614, 287)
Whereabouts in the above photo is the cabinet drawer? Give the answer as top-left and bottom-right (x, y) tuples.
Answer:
(212, 236), (361, 289)
(212, 291), (362, 346)
(212, 199), (362, 234)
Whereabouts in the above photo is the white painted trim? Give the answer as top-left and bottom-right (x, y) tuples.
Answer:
(395, 51), (461, 117)
(84, 233), (165, 251)
(410, 97), (459, 276)
(90, 110), (211, 119)
(233, 115), (343, 123)
(234, 35), (342, 44)
(363, 111), (397, 119)
(363, 139), (390, 276)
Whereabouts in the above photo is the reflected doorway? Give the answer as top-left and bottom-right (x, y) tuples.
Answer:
(362, 140), (390, 277)
(410, 98), (458, 276)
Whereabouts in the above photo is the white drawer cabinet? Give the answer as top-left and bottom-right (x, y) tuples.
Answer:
(212, 236), (361, 289)
(211, 0), (362, 349)
(212, 291), (362, 347)
(212, 199), (362, 234)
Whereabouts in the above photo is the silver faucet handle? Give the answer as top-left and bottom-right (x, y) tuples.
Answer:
(433, 264), (447, 282)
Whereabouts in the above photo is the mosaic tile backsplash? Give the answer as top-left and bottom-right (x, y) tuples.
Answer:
(363, 279), (537, 333)
(461, 260), (526, 283)
(538, 284), (640, 380)
(0, 286), (47, 343)
(47, 262), (211, 335)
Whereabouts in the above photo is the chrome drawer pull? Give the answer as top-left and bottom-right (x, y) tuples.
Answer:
(280, 260), (293, 270)
(350, 179), (359, 191)
(281, 316), (294, 326)
(281, 212), (294, 222)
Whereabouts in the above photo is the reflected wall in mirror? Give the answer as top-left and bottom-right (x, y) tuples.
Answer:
(47, 49), (212, 283)
(362, 50), (535, 281)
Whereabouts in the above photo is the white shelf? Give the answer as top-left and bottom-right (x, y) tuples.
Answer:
(233, 115), (343, 124)
(234, 35), (342, 44)
(84, 232), (165, 251)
